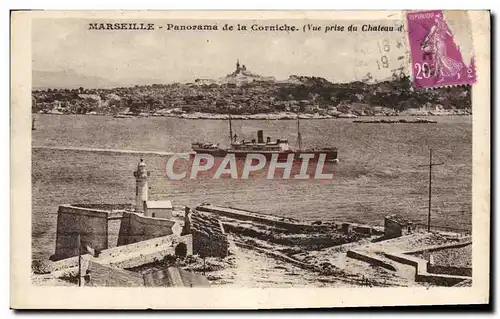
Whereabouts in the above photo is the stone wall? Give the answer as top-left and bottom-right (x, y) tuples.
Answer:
(117, 212), (175, 245)
(383, 251), (470, 287)
(52, 234), (193, 273)
(181, 207), (192, 235)
(197, 205), (326, 232)
(196, 205), (383, 235)
(107, 219), (122, 248)
(426, 243), (472, 277)
(52, 203), (183, 266)
(84, 261), (144, 287)
(188, 211), (229, 258)
(84, 262), (209, 287)
(116, 212), (132, 246)
(427, 263), (472, 277)
(346, 250), (397, 271)
(71, 203), (134, 211)
(52, 205), (109, 261)
(143, 267), (210, 287)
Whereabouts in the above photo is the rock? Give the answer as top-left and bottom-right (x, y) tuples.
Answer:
(317, 262), (342, 276)
(32, 259), (55, 274)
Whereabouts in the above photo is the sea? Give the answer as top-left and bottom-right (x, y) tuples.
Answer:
(32, 114), (472, 259)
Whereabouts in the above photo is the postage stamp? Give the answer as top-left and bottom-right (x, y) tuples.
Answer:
(10, 11), (490, 310)
(407, 10), (477, 88)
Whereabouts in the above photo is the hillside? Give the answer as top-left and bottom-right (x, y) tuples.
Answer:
(32, 62), (472, 117)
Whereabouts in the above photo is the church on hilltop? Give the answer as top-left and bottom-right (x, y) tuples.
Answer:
(235, 59), (247, 73)
(227, 59), (274, 82)
(229, 59), (253, 77)
(194, 59), (275, 85)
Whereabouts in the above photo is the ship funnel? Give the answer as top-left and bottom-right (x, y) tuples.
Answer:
(257, 130), (264, 143)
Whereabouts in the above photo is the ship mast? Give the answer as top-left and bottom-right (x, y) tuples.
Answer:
(297, 114), (302, 151)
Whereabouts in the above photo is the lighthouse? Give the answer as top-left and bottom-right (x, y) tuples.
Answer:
(133, 159), (150, 213)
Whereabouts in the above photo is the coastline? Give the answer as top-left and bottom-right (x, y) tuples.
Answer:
(36, 110), (472, 120)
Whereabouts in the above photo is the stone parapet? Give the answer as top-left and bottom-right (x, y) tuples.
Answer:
(190, 211), (229, 258)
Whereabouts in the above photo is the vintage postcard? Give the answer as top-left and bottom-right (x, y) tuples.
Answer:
(11, 10), (490, 309)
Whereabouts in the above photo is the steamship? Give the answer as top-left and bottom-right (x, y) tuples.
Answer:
(191, 117), (338, 162)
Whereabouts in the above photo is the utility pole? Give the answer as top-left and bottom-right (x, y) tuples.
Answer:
(418, 148), (444, 232)
(228, 115), (233, 144)
(297, 114), (302, 151)
(203, 255), (206, 277)
(77, 234), (82, 287)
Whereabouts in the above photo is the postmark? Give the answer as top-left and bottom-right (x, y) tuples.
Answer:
(407, 10), (476, 88)
(353, 21), (411, 83)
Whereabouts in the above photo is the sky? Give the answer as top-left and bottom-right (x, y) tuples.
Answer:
(31, 17), (451, 87)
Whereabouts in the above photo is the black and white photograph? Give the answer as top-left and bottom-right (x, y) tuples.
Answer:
(10, 10), (490, 309)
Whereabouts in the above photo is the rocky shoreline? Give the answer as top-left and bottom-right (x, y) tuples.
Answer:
(38, 110), (472, 121)
(353, 118), (438, 124)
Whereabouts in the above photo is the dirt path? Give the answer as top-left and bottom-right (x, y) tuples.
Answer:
(208, 246), (355, 288)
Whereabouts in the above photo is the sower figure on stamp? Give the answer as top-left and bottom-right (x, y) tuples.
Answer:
(420, 14), (463, 83)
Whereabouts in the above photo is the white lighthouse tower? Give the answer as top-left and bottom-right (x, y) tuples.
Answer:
(133, 159), (150, 213)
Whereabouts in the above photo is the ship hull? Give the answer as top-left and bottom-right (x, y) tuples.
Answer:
(192, 149), (338, 162)
(191, 147), (228, 157)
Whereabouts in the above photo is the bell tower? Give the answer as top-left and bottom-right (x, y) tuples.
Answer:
(133, 159), (150, 213)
